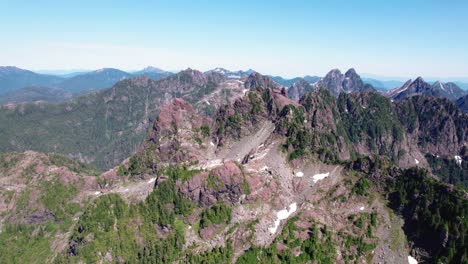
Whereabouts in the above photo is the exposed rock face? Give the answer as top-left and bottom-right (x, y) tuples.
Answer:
(387, 77), (467, 101)
(178, 161), (246, 206)
(146, 98), (210, 163)
(315, 68), (375, 96)
(244, 72), (281, 91)
(396, 96), (467, 156)
(0, 151), (99, 225)
(287, 79), (315, 101)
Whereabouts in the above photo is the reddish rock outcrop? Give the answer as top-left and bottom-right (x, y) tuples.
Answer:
(178, 161), (246, 206)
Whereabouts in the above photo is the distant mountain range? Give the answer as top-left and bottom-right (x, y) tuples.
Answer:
(0, 66), (63, 94)
(386, 77), (467, 101)
(0, 66), (174, 104)
(1, 65), (468, 107)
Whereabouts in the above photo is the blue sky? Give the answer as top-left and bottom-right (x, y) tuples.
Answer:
(0, 0), (467, 78)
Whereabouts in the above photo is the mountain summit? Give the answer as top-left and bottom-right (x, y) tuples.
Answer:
(315, 68), (375, 96)
(387, 77), (466, 101)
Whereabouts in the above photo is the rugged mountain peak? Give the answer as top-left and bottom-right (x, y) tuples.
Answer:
(244, 72), (281, 90)
(145, 98), (210, 163)
(413, 76), (426, 85)
(317, 68), (372, 96)
(287, 78), (315, 101)
(171, 68), (209, 86)
(344, 68), (357, 77)
(388, 77), (466, 101)
(343, 68), (366, 93)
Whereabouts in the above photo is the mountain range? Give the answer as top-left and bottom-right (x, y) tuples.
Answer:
(0, 67), (466, 263)
(0, 66), (173, 104)
(1, 65), (468, 106)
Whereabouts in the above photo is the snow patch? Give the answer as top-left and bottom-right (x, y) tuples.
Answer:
(295, 171), (304, 177)
(359, 206), (365, 211)
(147, 178), (156, 184)
(250, 149), (269, 161)
(202, 159), (223, 170)
(205, 101), (211, 105)
(94, 191), (100, 195)
(210, 141), (215, 147)
(408, 255), (418, 264)
(261, 166), (269, 171)
(415, 159), (419, 164)
(312, 172), (330, 183)
(242, 89), (250, 96)
(454, 155), (462, 166)
(269, 203), (297, 234)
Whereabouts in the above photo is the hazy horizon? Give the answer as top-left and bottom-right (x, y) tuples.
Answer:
(1, 0), (468, 79)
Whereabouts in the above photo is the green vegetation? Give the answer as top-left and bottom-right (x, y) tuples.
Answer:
(0, 223), (55, 264)
(200, 203), (232, 229)
(47, 153), (100, 175)
(425, 154), (467, 189)
(351, 177), (371, 196)
(237, 217), (336, 264)
(186, 244), (233, 264)
(57, 161), (203, 262)
(0, 176), (84, 263)
(40, 180), (78, 223)
(0, 153), (22, 174)
(278, 105), (309, 160)
(396, 96), (466, 150)
(387, 168), (467, 263)
(200, 125), (211, 137)
(337, 92), (404, 157)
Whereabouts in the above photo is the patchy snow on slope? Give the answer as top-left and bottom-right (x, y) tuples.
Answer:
(269, 203), (297, 234)
(250, 149), (269, 161)
(202, 159), (223, 170)
(295, 171), (304, 177)
(147, 178), (156, 184)
(415, 159), (419, 164)
(312, 172), (330, 183)
(242, 89), (250, 96)
(455, 155), (462, 166)
(408, 255), (418, 264)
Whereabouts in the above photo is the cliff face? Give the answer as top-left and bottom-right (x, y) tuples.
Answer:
(396, 96), (467, 156)
(315, 68), (375, 97)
